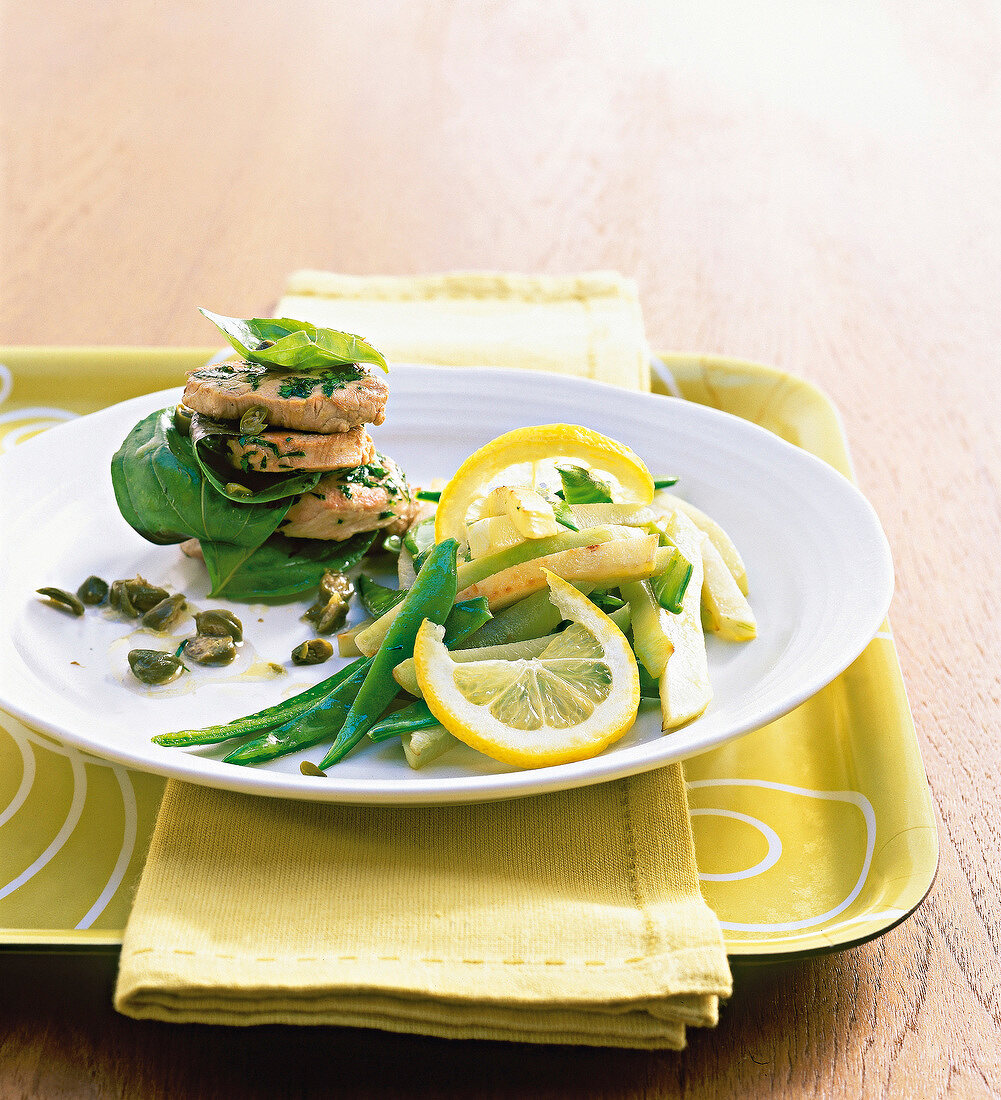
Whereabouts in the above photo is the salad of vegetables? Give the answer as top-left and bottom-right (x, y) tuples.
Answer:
(154, 422), (756, 773)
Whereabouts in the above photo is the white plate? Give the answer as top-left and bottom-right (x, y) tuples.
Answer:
(0, 365), (893, 804)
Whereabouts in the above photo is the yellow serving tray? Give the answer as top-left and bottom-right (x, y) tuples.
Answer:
(0, 348), (937, 957)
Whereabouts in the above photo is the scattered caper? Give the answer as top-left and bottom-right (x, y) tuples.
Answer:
(239, 405), (269, 435)
(76, 575), (109, 606)
(110, 579), (139, 617)
(142, 594), (187, 632)
(304, 595), (350, 634)
(128, 649), (186, 685)
(173, 403), (194, 437)
(224, 482), (254, 498)
(291, 638), (334, 666)
(37, 587), (85, 617)
(184, 634), (237, 666)
(126, 577), (171, 613)
(303, 571), (354, 634)
(194, 609), (243, 642)
(111, 575), (170, 615)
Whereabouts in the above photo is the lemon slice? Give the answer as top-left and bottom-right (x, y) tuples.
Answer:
(434, 425), (655, 547)
(414, 571), (640, 768)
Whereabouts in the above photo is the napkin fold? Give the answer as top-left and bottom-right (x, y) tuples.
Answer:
(114, 270), (731, 1048)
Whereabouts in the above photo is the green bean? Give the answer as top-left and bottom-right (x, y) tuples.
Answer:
(224, 658), (372, 765)
(454, 589), (562, 649)
(318, 539), (458, 768)
(367, 699), (438, 742)
(153, 658), (366, 748)
(441, 596), (490, 641)
(357, 573), (406, 618)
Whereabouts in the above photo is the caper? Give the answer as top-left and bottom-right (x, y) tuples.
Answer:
(128, 649), (186, 685)
(76, 575), (109, 606)
(194, 608), (243, 642)
(238, 405), (269, 436)
(110, 579), (138, 618)
(304, 595), (349, 634)
(224, 482), (254, 498)
(125, 577), (171, 613)
(173, 403), (195, 437)
(112, 575), (170, 615)
(303, 571), (354, 634)
(37, 587), (85, 617)
(291, 638), (334, 666)
(142, 594), (187, 632)
(184, 634), (237, 666)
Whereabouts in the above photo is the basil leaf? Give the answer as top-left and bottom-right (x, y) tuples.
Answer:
(555, 463), (614, 505)
(201, 532), (376, 599)
(199, 308), (388, 373)
(111, 409), (291, 549)
(189, 413), (321, 503)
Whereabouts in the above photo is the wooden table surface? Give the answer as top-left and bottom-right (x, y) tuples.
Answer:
(3, 3), (1000, 1096)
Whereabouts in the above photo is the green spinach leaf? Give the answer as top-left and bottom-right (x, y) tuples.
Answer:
(111, 408), (291, 548)
(189, 413), (321, 503)
(201, 532), (376, 599)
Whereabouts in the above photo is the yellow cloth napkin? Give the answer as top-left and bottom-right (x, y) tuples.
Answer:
(114, 271), (731, 1048)
(278, 270), (651, 392)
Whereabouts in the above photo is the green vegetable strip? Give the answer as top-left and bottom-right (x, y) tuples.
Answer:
(152, 657), (366, 747)
(455, 527), (616, 591)
(555, 463), (614, 504)
(591, 591), (625, 612)
(551, 499), (579, 531)
(357, 574), (406, 618)
(318, 539), (459, 768)
(223, 658), (372, 765)
(416, 490), (441, 502)
(368, 699), (439, 742)
(651, 548), (693, 614)
(653, 477), (679, 489)
(607, 604), (632, 633)
(637, 662), (660, 699)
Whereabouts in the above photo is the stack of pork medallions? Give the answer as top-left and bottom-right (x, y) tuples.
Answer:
(181, 356), (418, 544)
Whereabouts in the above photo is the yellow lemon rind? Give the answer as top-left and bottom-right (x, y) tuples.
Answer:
(434, 424), (655, 546)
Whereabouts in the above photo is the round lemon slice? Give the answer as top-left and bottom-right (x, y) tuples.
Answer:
(434, 424), (655, 546)
(414, 571), (640, 768)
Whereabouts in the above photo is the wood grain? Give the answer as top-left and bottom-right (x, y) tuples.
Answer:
(2, 1), (1000, 1095)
